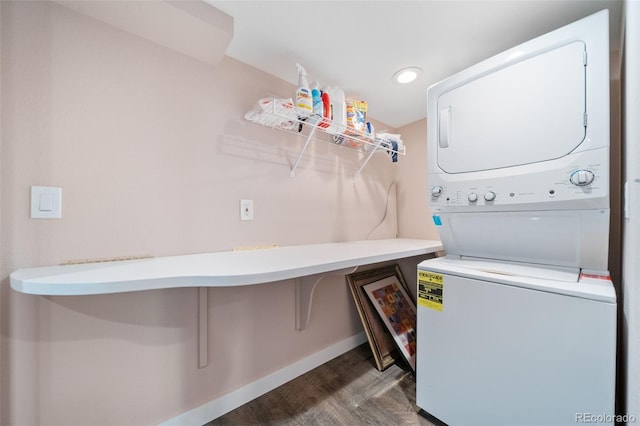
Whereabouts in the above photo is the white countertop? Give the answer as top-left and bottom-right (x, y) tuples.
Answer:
(10, 238), (443, 296)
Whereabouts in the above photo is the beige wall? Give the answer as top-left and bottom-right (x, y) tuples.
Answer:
(0, 2), (435, 424)
(397, 118), (440, 241)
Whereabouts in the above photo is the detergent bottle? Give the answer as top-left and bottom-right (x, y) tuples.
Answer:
(295, 63), (312, 117)
(327, 86), (346, 134)
(320, 86), (331, 128)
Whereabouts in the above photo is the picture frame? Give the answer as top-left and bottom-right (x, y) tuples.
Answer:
(346, 265), (412, 371)
(363, 272), (417, 372)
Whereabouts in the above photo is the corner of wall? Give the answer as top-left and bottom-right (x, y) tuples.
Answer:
(52, 0), (233, 66)
(395, 118), (440, 241)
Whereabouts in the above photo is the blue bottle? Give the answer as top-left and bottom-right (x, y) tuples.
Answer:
(310, 81), (323, 117)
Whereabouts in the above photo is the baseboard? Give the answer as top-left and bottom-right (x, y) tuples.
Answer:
(160, 331), (367, 425)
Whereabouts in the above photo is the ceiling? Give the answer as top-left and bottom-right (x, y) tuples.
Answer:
(206, 0), (623, 129)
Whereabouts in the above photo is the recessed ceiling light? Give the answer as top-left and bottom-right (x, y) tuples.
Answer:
(392, 67), (422, 84)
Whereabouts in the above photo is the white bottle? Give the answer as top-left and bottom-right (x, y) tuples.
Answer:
(295, 63), (312, 118)
(327, 86), (346, 134)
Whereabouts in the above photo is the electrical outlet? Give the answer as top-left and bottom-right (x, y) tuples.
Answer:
(240, 199), (254, 221)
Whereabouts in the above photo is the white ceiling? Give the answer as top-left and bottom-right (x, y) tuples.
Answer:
(206, 0), (623, 129)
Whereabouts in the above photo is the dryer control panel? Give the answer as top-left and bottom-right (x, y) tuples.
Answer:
(428, 149), (609, 213)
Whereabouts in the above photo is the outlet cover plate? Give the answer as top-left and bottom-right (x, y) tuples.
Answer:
(240, 199), (254, 221)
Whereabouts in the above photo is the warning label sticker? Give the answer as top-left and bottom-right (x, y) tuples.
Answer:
(418, 271), (444, 311)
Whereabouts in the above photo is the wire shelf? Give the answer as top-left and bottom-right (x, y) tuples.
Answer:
(244, 98), (405, 177)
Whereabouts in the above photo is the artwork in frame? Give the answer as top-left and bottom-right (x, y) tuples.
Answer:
(346, 265), (412, 371)
(363, 271), (417, 372)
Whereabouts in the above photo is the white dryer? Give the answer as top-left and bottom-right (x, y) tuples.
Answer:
(416, 10), (616, 426)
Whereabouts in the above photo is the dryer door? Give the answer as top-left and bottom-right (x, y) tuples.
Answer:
(436, 41), (586, 174)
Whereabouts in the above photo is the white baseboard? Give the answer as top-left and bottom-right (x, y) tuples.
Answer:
(160, 332), (367, 426)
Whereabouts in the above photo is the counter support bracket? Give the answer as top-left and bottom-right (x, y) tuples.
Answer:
(198, 287), (208, 368)
(295, 266), (358, 330)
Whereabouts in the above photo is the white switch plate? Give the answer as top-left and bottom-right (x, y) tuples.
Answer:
(240, 199), (254, 221)
(31, 186), (62, 219)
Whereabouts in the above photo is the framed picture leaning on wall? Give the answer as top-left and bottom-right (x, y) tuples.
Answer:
(362, 268), (417, 372)
(346, 264), (414, 371)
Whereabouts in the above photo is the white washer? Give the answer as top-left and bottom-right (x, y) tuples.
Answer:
(416, 257), (616, 426)
(417, 10), (617, 426)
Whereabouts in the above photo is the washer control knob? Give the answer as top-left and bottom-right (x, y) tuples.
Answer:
(468, 193), (478, 203)
(484, 191), (496, 202)
(570, 169), (595, 186)
(431, 186), (443, 197)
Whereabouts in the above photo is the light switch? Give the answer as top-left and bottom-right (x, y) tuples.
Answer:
(39, 193), (54, 211)
(31, 186), (62, 219)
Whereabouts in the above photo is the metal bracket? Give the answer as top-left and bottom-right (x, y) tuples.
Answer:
(355, 138), (384, 178)
(295, 267), (358, 330)
(198, 265), (360, 366)
(198, 287), (208, 368)
(290, 124), (318, 177)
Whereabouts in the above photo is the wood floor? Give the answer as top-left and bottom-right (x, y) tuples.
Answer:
(208, 343), (439, 426)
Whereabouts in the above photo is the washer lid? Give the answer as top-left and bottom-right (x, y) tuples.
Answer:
(455, 256), (580, 282)
(418, 256), (615, 303)
(436, 41), (586, 174)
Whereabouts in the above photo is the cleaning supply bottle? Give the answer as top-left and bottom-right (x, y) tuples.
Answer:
(310, 81), (323, 118)
(295, 63), (312, 118)
(320, 86), (331, 128)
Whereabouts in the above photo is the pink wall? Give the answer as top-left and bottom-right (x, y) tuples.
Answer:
(0, 2), (437, 424)
(397, 118), (440, 240)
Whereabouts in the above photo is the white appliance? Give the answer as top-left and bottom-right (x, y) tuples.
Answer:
(416, 10), (617, 426)
(624, 1), (640, 420)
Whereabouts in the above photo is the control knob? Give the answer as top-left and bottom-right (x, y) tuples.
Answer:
(570, 169), (595, 186)
(484, 191), (496, 202)
(431, 186), (443, 197)
(468, 193), (478, 203)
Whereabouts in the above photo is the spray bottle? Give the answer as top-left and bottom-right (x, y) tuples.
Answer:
(295, 63), (312, 117)
(310, 81), (323, 117)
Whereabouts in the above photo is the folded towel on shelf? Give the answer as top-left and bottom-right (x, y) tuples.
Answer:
(365, 133), (404, 162)
(244, 97), (298, 131)
(389, 140), (399, 163)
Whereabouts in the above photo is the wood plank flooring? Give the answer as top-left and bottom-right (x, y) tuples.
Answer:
(208, 343), (438, 426)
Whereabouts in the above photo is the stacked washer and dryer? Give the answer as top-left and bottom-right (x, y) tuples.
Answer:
(416, 10), (617, 426)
